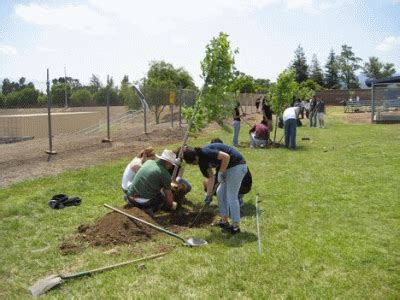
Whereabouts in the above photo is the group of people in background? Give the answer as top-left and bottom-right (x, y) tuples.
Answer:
(303, 96), (326, 128)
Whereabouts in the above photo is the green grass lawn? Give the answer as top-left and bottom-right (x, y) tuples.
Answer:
(1, 107), (399, 298)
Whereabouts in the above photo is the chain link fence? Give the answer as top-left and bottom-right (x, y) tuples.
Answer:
(0, 75), (198, 186)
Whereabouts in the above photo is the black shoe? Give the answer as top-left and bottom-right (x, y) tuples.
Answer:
(212, 219), (230, 229)
(217, 220), (230, 229)
(223, 226), (241, 234)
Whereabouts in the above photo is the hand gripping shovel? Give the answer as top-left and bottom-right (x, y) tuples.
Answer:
(104, 204), (207, 247)
(29, 252), (168, 297)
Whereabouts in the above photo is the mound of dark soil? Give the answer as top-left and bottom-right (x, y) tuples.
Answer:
(60, 203), (216, 254)
(78, 206), (159, 247)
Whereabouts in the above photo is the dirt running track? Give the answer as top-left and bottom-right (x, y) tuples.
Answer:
(0, 122), (186, 188)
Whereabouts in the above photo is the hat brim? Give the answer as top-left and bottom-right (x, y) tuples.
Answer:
(156, 154), (178, 167)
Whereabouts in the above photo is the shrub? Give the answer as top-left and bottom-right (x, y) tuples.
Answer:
(70, 89), (93, 107)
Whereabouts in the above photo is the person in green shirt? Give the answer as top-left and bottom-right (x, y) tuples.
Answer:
(127, 149), (178, 214)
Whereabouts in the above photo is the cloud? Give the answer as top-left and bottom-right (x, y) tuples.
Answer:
(15, 3), (114, 35)
(0, 45), (18, 56)
(376, 36), (400, 51)
(285, 0), (348, 14)
(35, 46), (55, 53)
(12, 0), (346, 38)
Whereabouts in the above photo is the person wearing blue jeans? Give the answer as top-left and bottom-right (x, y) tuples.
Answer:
(283, 106), (299, 150)
(182, 143), (248, 234)
(232, 102), (242, 146)
(309, 97), (317, 127)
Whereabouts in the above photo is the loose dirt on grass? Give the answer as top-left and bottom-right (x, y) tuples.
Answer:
(60, 203), (215, 254)
(343, 112), (372, 123)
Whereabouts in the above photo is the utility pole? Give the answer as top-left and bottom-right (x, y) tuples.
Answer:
(64, 66), (68, 108)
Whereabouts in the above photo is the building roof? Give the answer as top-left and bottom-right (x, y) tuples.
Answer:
(365, 76), (400, 87)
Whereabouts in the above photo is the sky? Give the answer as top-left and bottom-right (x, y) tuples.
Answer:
(0, 0), (399, 90)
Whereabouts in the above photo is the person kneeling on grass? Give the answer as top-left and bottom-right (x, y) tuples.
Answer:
(121, 147), (156, 196)
(126, 149), (179, 215)
(183, 143), (248, 235)
(249, 120), (269, 148)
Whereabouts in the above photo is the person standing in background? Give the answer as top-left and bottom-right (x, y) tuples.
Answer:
(283, 105), (300, 150)
(316, 97), (326, 128)
(309, 96), (317, 127)
(232, 101), (242, 146)
(262, 99), (273, 132)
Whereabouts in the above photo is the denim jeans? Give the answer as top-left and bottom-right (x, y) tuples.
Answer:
(310, 111), (317, 127)
(249, 133), (267, 148)
(232, 120), (241, 146)
(216, 164), (247, 223)
(284, 118), (297, 149)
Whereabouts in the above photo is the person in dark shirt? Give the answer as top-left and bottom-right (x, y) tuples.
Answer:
(262, 100), (273, 132)
(203, 138), (252, 207)
(232, 102), (242, 146)
(309, 96), (317, 127)
(183, 143), (248, 234)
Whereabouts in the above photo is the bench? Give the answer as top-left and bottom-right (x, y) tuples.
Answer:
(383, 99), (400, 110)
(344, 100), (371, 113)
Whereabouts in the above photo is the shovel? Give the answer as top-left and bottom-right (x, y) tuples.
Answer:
(104, 204), (207, 247)
(29, 252), (168, 297)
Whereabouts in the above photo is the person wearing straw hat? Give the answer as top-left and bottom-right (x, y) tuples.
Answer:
(126, 149), (179, 215)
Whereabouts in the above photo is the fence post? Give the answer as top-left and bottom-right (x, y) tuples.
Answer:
(371, 83), (375, 123)
(102, 75), (112, 143)
(179, 87), (182, 127)
(144, 100), (147, 134)
(45, 68), (57, 155)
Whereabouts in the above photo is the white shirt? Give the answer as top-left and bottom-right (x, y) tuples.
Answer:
(283, 107), (299, 122)
(121, 157), (142, 190)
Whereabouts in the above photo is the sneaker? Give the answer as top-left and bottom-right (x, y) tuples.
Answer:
(222, 225), (241, 234)
(213, 219), (230, 229)
(219, 221), (230, 229)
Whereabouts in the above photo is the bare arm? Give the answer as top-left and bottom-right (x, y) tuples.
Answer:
(205, 169), (215, 196)
(163, 188), (175, 208)
(217, 151), (230, 174)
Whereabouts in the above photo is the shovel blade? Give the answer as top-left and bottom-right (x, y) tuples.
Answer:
(29, 274), (64, 297)
(184, 238), (208, 247)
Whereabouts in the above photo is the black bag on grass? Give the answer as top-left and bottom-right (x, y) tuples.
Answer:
(48, 194), (81, 209)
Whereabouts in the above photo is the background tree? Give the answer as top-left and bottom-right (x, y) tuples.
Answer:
(144, 60), (195, 89)
(2, 77), (35, 95)
(88, 74), (102, 94)
(363, 56), (396, 80)
(324, 49), (340, 89)
(229, 72), (255, 93)
(70, 89), (93, 106)
(338, 44), (362, 89)
(299, 79), (321, 92)
(199, 31), (237, 125)
(51, 83), (72, 107)
(52, 77), (82, 91)
(142, 60), (196, 123)
(93, 87), (118, 106)
(309, 54), (324, 86)
(4, 88), (39, 107)
(254, 78), (271, 93)
(119, 76), (140, 110)
(269, 69), (298, 143)
(291, 45), (309, 83)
